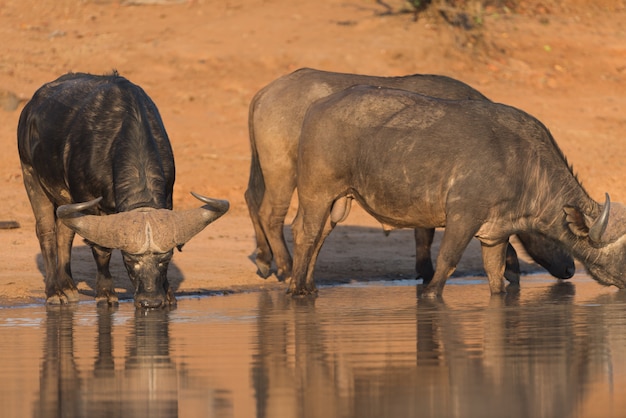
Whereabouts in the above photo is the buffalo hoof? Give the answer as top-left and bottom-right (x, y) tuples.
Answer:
(46, 294), (67, 305)
(46, 288), (79, 305)
(418, 285), (443, 300)
(275, 267), (291, 283)
(165, 290), (178, 307)
(289, 290), (318, 299)
(504, 270), (520, 285)
(96, 290), (119, 307)
(489, 285), (507, 295)
(419, 291), (440, 300)
(286, 278), (317, 296)
(286, 285), (318, 298)
(255, 259), (272, 279)
(506, 281), (521, 291)
(505, 283), (521, 297)
(64, 287), (80, 302)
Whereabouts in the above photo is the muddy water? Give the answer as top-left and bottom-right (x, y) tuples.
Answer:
(1, 275), (626, 418)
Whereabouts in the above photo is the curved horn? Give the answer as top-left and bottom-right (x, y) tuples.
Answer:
(57, 193), (229, 254)
(58, 199), (153, 252)
(56, 197), (118, 247)
(190, 191), (230, 215)
(166, 192), (230, 247)
(56, 197), (103, 218)
(144, 192), (230, 253)
(589, 193), (610, 244)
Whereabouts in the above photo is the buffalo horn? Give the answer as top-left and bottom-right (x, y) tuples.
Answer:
(157, 192), (230, 251)
(589, 193), (610, 244)
(56, 197), (103, 218)
(56, 193), (229, 254)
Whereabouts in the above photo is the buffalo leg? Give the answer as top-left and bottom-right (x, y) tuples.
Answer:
(481, 241), (508, 294)
(244, 186), (274, 278)
(414, 228), (435, 283)
(289, 199), (334, 296)
(22, 165), (78, 304)
(55, 219), (80, 302)
(422, 220), (480, 298)
(416, 228), (520, 285)
(304, 219), (335, 293)
(91, 245), (119, 306)
(163, 277), (177, 306)
(262, 201), (293, 280)
(257, 173), (296, 281)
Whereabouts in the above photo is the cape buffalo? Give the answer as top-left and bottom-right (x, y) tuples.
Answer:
(290, 85), (622, 297)
(245, 68), (574, 284)
(18, 72), (229, 308)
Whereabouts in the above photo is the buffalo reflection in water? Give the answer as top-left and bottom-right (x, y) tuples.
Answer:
(251, 283), (624, 418)
(34, 307), (178, 418)
(30, 282), (625, 418)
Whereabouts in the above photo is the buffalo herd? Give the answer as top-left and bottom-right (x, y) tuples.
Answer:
(16, 68), (625, 308)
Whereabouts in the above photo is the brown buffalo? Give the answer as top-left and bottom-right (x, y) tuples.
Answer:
(291, 86), (620, 297)
(245, 68), (574, 284)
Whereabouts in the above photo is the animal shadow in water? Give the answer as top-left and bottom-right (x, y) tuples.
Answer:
(274, 225), (553, 284)
(36, 243), (185, 302)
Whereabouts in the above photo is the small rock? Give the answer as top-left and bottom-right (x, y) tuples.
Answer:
(0, 221), (20, 229)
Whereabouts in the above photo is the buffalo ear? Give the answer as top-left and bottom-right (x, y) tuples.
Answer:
(564, 206), (591, 238)
(564, 193), (611, 245)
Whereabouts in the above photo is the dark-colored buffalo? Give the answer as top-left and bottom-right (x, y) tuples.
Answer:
(246, 68), (575, 284)
(18, 72), (229, 308)
(290, 85), (622, 297)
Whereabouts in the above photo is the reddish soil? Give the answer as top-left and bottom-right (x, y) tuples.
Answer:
(0, 0), (625, 305)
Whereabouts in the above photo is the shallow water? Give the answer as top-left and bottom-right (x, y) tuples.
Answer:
(1, 275), (626, 418)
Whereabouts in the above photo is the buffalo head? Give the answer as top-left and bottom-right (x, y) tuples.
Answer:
(56, 192), (229, 308)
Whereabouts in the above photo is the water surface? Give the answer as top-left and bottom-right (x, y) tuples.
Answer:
(1, 275), (626, 418)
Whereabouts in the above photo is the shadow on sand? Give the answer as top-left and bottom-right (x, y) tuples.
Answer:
(256, 224), (565, 284)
